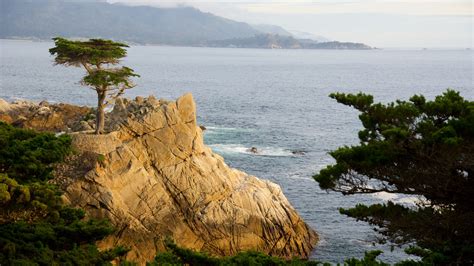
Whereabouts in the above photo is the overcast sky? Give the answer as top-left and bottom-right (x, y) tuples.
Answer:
(107, 0), (473, 48)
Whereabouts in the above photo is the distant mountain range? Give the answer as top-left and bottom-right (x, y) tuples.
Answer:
(0, 0), (372, 49)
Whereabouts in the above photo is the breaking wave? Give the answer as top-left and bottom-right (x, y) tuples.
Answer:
(372, 192), (422, 206)
(209, 144), (296, 157)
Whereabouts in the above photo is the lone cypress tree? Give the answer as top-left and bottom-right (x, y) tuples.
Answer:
(49, 37), (139, 134)
(314, 90), (474, 264)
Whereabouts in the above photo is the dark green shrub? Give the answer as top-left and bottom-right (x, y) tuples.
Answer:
(0, 122), (72, 183)
(148, 239), (327, 266)
(0, 123), (128, 265)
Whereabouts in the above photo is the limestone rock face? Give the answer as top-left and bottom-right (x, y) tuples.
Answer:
(40, 94), (317, 264)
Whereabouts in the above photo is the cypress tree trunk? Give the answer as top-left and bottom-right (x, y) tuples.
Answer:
(95, 90), (106, 134)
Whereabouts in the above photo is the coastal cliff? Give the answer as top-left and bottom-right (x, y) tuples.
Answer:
(0, 94), (318, 264)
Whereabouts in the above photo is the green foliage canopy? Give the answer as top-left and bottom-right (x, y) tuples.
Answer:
(82, 66), (138, 91)
(314, 90), (474, 264)
(49, 38), (128, 67)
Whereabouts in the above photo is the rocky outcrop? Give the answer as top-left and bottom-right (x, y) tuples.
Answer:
(2, 95), (318, 264)
(0, 99), (92, 132)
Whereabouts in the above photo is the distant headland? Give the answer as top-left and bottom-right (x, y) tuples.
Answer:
(1, 0), (372, 50)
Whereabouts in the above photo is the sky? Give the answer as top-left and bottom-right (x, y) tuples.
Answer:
(107, 0), (473, 48)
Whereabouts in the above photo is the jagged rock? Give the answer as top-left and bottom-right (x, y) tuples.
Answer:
(147, 95), (159, 106)
(135, 96), (145, 104)
(249, 147), (259, 154)
(12, 99), (34, 106)
(0, 114), (12, 124)
(292, 150), (306, 155)
(36, 106), (51, 115)
(72, 120), (93, 132)
(55, 93), (318, 264)
(0, 98), (11, 113)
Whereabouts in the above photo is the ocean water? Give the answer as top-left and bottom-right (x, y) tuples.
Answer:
(1, 39), (473, 263)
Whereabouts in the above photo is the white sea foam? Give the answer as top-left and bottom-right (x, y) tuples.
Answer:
(372, 192), (421, 206)
(372, 191), (398, 201)
(396, 196), (422, 205)
(204, 126), (256, 135)
(205, 126), (239, 131)
(209, 144), (295, 157)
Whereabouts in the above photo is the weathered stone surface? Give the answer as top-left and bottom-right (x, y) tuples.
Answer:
(3, 94), (317, 264)
(0, 98), (11, 113)
(56, 93), (318, 264)
(0, 98), (92, 132)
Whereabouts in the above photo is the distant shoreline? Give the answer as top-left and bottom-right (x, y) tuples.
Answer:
(0, 36), (373, 50)
(1, 38), (472, 51)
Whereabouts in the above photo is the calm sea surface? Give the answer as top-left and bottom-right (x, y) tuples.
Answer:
(1, 39), (473, 263)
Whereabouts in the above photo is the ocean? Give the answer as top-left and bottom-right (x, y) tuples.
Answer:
(1, 39), (473, 263)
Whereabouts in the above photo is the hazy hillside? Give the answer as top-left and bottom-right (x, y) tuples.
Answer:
(209, 34), (372, 50)
(252, 24), (293, 37)
(0, 0), (371, 49)
(0, 0), (260, 45)
(290, 30), (331, 43)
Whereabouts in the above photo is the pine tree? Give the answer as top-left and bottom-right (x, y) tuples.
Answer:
(314, 90), (474, 264)
(49, 37), (139, 134)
